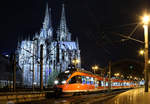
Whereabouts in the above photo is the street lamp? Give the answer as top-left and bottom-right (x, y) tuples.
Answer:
(142, 14), (150, 92)
(114, 73), (120, 78)
(72, 59), (80, 70)
(121, 75), (124, 79)
(142, 15), (150, 25)
(148, 60), (150, 64)
(92, 65), (99, 74)
(139, 49), (144, 56)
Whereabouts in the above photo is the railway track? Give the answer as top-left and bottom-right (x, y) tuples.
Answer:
(18, 89), (130, 104)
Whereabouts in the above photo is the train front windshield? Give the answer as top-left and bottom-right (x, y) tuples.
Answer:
(54, 71), (71, 85)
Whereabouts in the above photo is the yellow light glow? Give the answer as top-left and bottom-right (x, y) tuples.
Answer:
(148, 60), (150, 64)
(92, 66), (94, 69)
(92, 65), (99, 70)
(72, 59), (80, 64)
(95, 66), (98, 70)
(114, 73), (120, 77)
(76, 60), (80, 63)
(139, 49), (144, 55)
(142, 15), (150, 25)
(130, 76), (132, 78)
(121, 75), (124, 78)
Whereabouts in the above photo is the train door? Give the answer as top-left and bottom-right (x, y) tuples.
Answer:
(94, 78), (98, 88)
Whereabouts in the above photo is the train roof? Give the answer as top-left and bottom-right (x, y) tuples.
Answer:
(75, 69), (102, 77)
(76, 69), (93, 74)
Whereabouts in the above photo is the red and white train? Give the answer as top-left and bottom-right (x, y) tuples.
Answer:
(54, 69), (138, 94)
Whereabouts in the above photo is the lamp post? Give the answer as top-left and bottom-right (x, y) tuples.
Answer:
(142, 15), (150, 92)
(92, 65), (99, 74)
(114, 73), (120, 78)
(108, 61), (111, 92)
(32, 38), (38, 91)
(139, 49), (144, 56)
(72, 59), (80, 70)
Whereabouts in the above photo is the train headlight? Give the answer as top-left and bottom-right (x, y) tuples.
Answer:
(54, 80), (59, 84)
(65, 70), (70, 73)
(62, 80), (66, 84)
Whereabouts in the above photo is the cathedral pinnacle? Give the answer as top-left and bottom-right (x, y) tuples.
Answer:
(57, 4), (70, 41)
(43, 3), (52, 29)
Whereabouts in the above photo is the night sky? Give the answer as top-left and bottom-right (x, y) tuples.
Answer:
(0, 0), (149, 68)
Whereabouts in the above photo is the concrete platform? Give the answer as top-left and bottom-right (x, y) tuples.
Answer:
(99, 88), (150, 104)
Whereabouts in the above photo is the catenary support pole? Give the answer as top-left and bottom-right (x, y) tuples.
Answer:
(13, 54), (16, 92)
(40, 44), (43, 91)
(108, 61), (111, 92)
(32, 42), (35, 91)
(144, 24), (149, 92)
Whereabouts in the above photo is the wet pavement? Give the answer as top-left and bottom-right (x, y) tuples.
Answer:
(16, 88), (150, 104)
(98, 88), (150, 104)
(18, 90), (126, 104)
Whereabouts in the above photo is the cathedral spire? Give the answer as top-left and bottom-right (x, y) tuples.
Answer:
(76, 37), (79, 50)
(57, 4), (69, 41)
(43, 3), (51, 29)
(60, 4), (67, 31)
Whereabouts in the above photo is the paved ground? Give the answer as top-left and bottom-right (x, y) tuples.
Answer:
(17, 89), (127, 104)
(2, 88), (149, 104)
(98, 88), (150, 104)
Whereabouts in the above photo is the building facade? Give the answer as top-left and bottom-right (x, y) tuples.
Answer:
(17, 4), (81, 86)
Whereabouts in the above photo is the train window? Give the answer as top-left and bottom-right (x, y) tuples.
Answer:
(105, 82), (108, 86)
(111, 82), (113, 86)
(82, 76), (86, 84)
(69, 75), (82, 84)
(114, 82), (116, 86)
(116, 82), (117, 86)
(98, 81), (101, 86)
(94, 78), (97, 85)
(57, 72), (71, 83)
(126, 83), (130, 86)
(90, 77), (94, 84)
(86, 77), (90, 84)
(115, 82), (117, 86)
(101, 81), (104, 86)
(94, 79), (99, 88)
(76, 76), (82, 83)
(69, 76), (76, 84)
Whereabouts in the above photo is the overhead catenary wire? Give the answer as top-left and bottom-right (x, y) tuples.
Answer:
(110, 32), (144, 44)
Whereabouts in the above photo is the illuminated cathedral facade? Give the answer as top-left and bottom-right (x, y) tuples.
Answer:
(17, 4), (81, 86)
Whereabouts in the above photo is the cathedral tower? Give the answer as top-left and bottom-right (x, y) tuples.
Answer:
(17, 3), (81, 86)
(57, 4), (71, 41)
(40, 3), (53, 40)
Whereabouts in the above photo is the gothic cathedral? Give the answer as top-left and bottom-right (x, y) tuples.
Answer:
(17, 4), (81, 86)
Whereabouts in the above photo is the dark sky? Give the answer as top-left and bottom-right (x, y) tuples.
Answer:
(0, 0), (149, 68)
